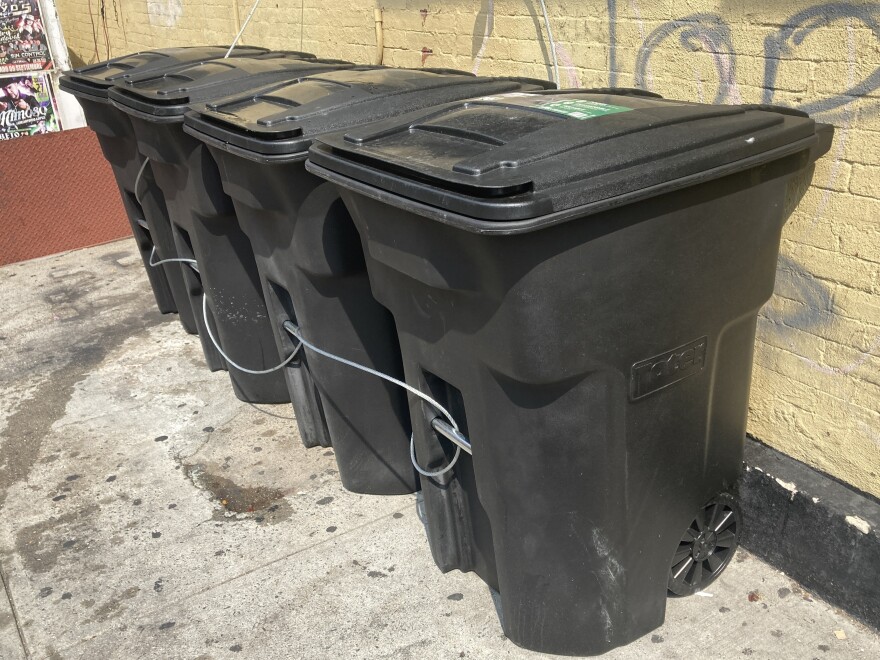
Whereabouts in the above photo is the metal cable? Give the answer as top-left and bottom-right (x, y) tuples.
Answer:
(133, 157), (150, 206)
(282, 321), (464, 477)
(149, 244), (466, 474)
(225, 0), (262, 58)
(537, 0), (560, 87)
(147, 246), (196, 268)
(202, 294), (303, 374)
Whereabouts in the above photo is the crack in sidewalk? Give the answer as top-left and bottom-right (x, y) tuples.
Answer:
(0, 557), (30, 659)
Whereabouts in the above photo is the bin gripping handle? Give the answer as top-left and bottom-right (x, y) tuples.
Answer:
(281, 320), (470, 477)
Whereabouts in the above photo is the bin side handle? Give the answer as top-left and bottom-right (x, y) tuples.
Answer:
(282, 321), (471, 477)
(431, 417), (472, 454)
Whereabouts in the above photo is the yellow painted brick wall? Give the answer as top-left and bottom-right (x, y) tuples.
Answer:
(55, 0), (880, 497)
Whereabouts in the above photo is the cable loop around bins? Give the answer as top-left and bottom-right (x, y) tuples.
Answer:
(282, 321), (465, 477)
(148, 248), (300, 374)
(201, 295), (302, 375)
(148, 246), (197, 269)
(409, 434), (460, 478)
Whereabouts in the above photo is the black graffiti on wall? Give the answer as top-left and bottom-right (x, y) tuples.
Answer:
(763, 2), (880, 114)
(633, 13), (739, 105)
(476, 1), (880, 118)
(468, 1), (876, 363)
(626, 2), (880, 117)
(617, 2), (878, 360)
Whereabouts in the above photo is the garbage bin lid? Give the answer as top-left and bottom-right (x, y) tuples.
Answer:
(58, 46), (274, 102)
(306, 90), (834, 228)
(108, 55), (354, 120)
(181, 67), (555, 160)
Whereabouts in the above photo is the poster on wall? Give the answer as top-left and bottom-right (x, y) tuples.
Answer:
(0, 1), (52, 73)
(0, 72), (59, 139)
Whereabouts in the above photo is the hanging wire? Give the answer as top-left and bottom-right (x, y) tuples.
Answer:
(537, 0), (560, 87)
(300, 0), (305, 51)
(225, 0), (263, 58)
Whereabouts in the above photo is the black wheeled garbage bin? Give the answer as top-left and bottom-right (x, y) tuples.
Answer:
(182, 68), (556, 494)
(107, 55), (353, 405)
(306, 89), (834, 654)
(59, 46), (270, 330)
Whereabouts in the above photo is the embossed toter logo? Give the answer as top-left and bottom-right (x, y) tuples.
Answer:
(630, 337), (708, 400)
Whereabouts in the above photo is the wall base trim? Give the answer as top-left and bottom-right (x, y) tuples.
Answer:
(738, 437), (879, 628)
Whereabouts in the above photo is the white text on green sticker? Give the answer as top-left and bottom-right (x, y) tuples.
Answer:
(537, 99), (633, 119)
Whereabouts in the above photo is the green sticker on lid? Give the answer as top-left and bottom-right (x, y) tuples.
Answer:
(536, 99), (633, 120)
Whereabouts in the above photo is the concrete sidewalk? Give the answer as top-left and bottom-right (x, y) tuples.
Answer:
(0, 239), (878, 660)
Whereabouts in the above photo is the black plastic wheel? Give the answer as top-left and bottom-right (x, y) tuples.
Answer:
(668, 493), (740, 596)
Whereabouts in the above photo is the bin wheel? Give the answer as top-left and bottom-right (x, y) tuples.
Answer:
(667, 493), (740, 597)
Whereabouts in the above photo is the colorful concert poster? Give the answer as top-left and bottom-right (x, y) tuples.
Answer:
(0, 73), (59, 139)
(0, 1), (52, 73)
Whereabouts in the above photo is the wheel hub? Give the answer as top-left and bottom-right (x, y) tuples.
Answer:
(668, 495), (740, 597)
(691, 531), (718, 561)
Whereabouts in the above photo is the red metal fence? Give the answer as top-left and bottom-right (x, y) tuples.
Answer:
(0, 128), (130, 266)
